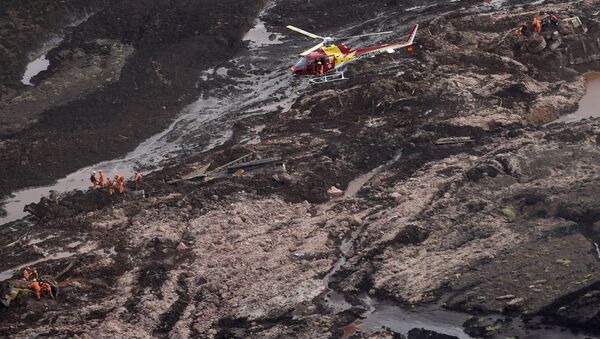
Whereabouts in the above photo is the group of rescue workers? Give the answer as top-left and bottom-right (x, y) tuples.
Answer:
(89, 170), (143, 195)
(22, 267), (56, 301)
(514, 13), (560, 37)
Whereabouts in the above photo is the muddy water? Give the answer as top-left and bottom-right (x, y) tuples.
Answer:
(21, 55), (50, 85)
(555, 72), (600, 123)
(21, 37), (64, 86)
(351, 296), (472, 338)
(324, 230), (473, 338)
(0, 13), (304, 226)
(242, 19), (284, 47)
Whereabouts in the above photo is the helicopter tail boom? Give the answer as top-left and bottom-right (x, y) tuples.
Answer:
(353, 24), (418, 57)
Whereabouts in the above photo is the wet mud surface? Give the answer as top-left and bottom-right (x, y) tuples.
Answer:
(1, 0), (600, 338)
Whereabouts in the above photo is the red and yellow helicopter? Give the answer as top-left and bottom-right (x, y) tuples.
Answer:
(287, 24), (418, 84)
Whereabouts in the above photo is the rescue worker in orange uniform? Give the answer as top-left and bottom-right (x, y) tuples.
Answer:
(90, 171), (98, 191)
(134, 171), (143, 184)
(115, 175), (125, 194)
(30, 279), (42, 300)
(106, 177), (115, 196)
(533, 17), (542, 33)
(41, 281), (54, 299)
(31, 269), (39, 281)
(23, 267), (32, 281)
(134, 171), (143, 190)
(99, 170), (105, 189)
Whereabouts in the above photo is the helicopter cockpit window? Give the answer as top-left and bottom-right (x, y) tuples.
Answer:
(294, 58), (307, 69)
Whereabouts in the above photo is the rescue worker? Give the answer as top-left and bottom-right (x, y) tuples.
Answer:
(23, 267), (32, 281)
(115, 175), (125, 194)
(30, 279), (41, 300)
(533, 17), (542, 33)
(32, 269), (39, 281)
(316, 59), (324, 76)
(106, 177), (115, 196)
(134, 171), (143, 190)
(90, 171), (98, 191)
(514, 24), (526, 36)
(99, 170), (105, 189)
(134, 171), (143, 184)
(41, 281), (54, 299)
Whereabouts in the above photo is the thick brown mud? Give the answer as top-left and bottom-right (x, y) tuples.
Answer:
(1, 0), (600, 338)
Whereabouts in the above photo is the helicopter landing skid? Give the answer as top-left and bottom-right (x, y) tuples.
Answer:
(309, 71), (347, 84)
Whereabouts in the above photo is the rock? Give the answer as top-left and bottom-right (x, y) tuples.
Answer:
(348, 216), (362, 226)
(176, 242), (188, 251)
(211, 195), (219, 201)
(327, 186), (344, 197)
(495, 294), (515, 300)
(389, 192), (405, 204)
(526, 34), (547, 54)
(31, 245), (46, 256)
(295, 206), (308, 217)
(466, 160), (505, 181)
(504, 297), (525, 312)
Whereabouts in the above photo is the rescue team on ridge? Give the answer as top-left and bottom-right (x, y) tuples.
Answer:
(514, 13), (560, 37)
(89, 170), (143, 195)
(22, 267), (58, 301)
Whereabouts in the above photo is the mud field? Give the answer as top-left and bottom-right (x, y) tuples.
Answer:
(1, 0), (600, 338)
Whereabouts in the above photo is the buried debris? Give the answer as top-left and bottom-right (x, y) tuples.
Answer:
(435, 137), (474, 145)
(172, 152), (283, 183)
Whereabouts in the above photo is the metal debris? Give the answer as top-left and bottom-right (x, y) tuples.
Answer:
(435, 137), (474, 145)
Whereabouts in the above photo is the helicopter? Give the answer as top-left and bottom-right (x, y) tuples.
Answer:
(286, 24), (418, 84)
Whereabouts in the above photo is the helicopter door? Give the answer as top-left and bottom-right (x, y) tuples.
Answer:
(306, 59), (315, 74)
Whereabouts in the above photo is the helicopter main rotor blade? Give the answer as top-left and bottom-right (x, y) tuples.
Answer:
(300, 42), (325, 56)
(286, 25), (324, 40)
(336, 31), (394, 40)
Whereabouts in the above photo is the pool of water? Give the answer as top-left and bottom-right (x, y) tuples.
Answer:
(555, 72), (600, 123)
(21, 55), (51, 85)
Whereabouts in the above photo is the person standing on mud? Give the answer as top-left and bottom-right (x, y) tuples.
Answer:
(134, 171), (143, 190)
(115, 175), (125, 194)
(90, 171), (99, 191)
(99, 170), (105, 189)
(30, 279), (41, 301)
(106, 177), (115, 196)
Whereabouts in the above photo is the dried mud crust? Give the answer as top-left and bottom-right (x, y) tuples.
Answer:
(1, 0), (600, 338)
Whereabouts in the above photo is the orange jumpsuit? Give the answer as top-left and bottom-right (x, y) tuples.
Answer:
(23, 269), (31, 281)
(135, 172), (143, 183)
(116, 176), (125, 194)
(30, 281), (41, 300)
(99, 171), (105, 189)
(533, 18), (542, 33)
(41, 282), (54, 299)
(107, 178), (115, 196)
